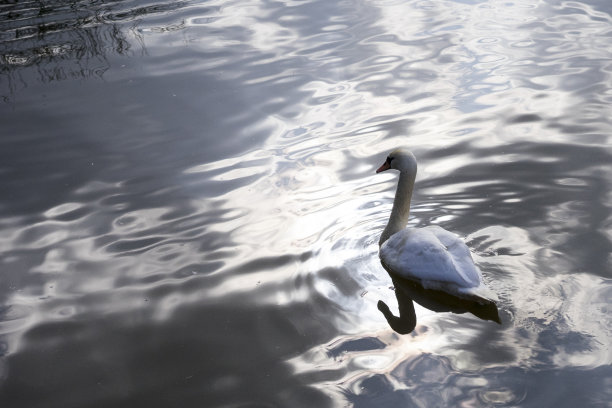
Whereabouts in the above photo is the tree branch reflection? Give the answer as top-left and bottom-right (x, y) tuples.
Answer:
(0, 0), (190, 100)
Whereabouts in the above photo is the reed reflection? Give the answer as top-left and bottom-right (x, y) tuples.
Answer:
(0, 0), (181, 99)
(377, 271), (501, 335)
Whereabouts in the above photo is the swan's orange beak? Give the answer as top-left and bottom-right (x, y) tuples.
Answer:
(376, 161), (391, 173)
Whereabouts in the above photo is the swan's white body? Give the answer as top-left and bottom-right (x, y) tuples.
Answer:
(377, 148), (495, 302)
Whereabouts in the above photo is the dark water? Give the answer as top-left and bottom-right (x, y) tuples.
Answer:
(1, 0), (611, 406)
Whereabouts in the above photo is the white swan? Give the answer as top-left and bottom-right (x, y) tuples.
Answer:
(376, 148), (496, 303)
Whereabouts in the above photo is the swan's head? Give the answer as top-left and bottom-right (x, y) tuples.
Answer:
(376, 148), (417, 175)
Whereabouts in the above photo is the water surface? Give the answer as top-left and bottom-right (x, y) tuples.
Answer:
(1, 0), (611, 407)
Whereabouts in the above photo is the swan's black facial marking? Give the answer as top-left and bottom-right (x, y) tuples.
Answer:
(376, 154), (395, 173)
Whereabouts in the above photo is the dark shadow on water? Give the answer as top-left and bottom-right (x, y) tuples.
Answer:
(377, 272), (501, 335)
(0, 290), (338, 408)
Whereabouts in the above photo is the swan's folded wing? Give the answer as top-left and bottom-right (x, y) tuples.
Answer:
(425, 226), (481, 288)
(380, 228), (477, 289)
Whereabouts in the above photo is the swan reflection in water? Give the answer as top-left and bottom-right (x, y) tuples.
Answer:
(377, 270), (501, 334)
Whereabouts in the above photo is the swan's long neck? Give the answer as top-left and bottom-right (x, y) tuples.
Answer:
(379, 171), (415, 246)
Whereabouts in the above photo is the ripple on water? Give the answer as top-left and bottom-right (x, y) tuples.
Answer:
(0, 305), (32, 338)
(2, 0), (612, 406)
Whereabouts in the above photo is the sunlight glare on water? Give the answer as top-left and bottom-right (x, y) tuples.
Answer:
(1, 0), (612, 407)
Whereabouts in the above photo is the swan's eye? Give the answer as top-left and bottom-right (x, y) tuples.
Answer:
(386, 156), (394, 164)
